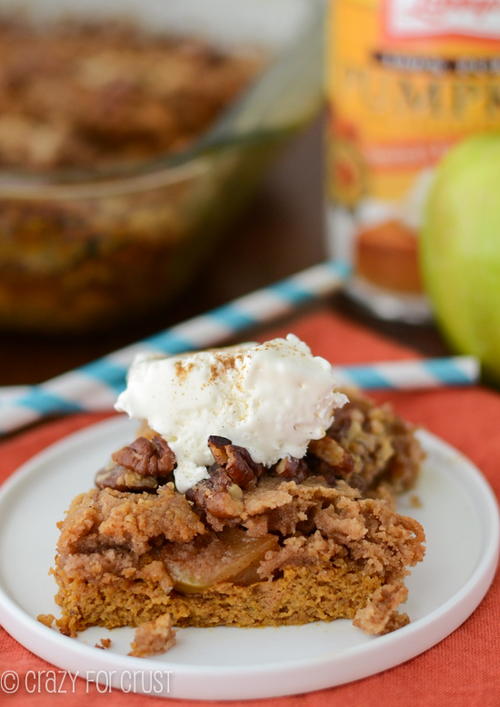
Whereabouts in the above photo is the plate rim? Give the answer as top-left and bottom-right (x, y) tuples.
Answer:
(0, 416), (498, 699)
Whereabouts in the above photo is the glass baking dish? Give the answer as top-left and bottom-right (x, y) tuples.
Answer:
(0, 0), (324, 333)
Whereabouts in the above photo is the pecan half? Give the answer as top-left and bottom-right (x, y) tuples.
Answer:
(112, 436), (176, 478)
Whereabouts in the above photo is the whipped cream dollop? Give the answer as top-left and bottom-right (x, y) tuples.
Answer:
(115, 334), (348, 493)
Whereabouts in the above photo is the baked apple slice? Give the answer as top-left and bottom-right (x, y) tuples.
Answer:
(162, 527), (278, 593)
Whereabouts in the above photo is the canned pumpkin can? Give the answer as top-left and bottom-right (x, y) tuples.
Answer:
(326, 0), (500, 322)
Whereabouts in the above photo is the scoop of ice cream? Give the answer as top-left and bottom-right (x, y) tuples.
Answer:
(115, 334), (348, 493)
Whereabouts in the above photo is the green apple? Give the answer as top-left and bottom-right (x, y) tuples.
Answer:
(421, 133), (500, 384)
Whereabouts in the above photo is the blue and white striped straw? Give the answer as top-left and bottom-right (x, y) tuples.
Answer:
(0, 259), (480, 436)
(0, 261), (349, 435)
(0, 355), (480, 402)
(336, 356), (479, 390)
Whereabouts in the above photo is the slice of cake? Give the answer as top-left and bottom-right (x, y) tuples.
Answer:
(51, 335), (425, 654)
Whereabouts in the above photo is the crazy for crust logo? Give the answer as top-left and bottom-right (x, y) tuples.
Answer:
(383, 0), (500, 40)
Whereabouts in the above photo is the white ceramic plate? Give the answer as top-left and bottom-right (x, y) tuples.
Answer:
(0, 417), (498, 701)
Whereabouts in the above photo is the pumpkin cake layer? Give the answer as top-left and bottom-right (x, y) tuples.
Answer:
(54, 561), (391, 636)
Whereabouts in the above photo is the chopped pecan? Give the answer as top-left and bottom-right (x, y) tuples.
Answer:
(112, 436), (175, 478)
(328, 402), (358, 439)
(343, 472), (370, 494)
(299, 458), (337, 487)
(95, 464), (160, 493)
(208, 436), (264, 489)
(207, 436), (232, 465)
(273, 457), (308, 483)
(226, 446), (264, 488)
(309, 436), (353, 473)
(192, 438), (311, 527)
(186, 469), (243, 521)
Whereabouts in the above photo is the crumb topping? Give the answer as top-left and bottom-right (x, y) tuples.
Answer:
(353, 582), (410, 635)
(57, 484), (205, 556)
(57, 475), (424, 588)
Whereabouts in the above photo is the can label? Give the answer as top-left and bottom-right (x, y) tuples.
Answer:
(385, 0), (500, 40)
(327, 0), (500, 303)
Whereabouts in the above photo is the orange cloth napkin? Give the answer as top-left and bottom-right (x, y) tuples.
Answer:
(0, 308), (499, 706)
